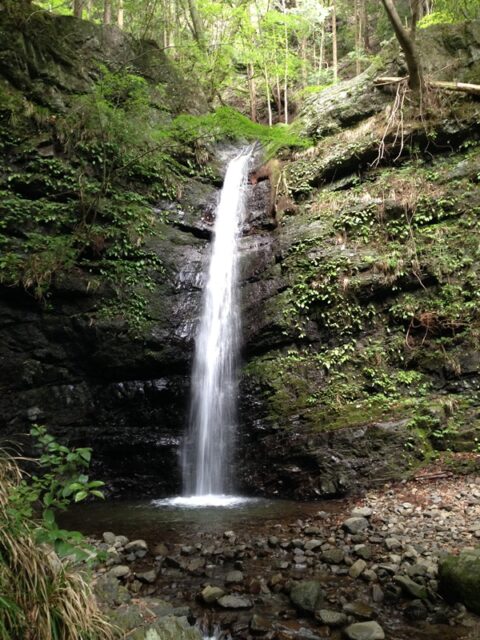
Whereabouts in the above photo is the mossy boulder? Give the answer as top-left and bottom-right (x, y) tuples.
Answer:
(438, 549), (480, 614)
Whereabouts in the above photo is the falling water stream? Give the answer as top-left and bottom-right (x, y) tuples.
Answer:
(173, 148), (253, 507)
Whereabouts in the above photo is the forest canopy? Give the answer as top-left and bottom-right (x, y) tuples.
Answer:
(11, 0), (480, 124)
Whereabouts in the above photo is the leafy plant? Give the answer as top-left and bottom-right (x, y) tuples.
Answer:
(11, 426), (105, 561)
(0, 450), (112, 640)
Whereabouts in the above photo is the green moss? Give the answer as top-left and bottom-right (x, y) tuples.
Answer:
(170, 106), (312, 158)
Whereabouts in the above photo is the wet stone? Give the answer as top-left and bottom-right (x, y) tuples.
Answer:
(404, 599), (428, 621)
(250, 614), (270, 634)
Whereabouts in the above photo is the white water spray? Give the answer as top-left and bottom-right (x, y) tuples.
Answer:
(181, 149), (252, 502)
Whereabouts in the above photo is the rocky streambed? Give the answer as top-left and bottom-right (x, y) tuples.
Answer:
(68, 473), (480, 639)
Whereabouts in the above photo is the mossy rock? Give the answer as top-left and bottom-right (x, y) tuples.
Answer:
(438, 549), (480, 614)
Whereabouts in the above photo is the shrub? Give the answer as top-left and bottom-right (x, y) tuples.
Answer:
(0, 430), (113, 640)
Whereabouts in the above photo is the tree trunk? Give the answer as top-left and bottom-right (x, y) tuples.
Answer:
(247, 63), (257, 123)
(363, 0), (371, 52)
(380, 0), (423, 91)
(103, 0), (112, 25)
(275, 73), (282, 122)
(282, 0), (289, 124)
(263, 66), (273, 127)
(355, 0), (361, 75)
(319, 23), (325, 72)
(331, 0), (338, 82)
(117, 0), (124, 28)
(73, 0), (83, 18)
(186, 0), (206, 50)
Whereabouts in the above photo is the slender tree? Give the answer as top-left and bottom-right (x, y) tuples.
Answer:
(73, 0), (83, 18)
(380, 0), (423, 91)
(103, 0), (112, 25)
(331, 0), (338, 82)
(117, 0), (124, 28)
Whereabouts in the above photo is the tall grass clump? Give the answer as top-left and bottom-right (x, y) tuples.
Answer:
(0, 446), (113, 640)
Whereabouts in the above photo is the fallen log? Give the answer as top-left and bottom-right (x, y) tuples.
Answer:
(375, 76), (480, 96)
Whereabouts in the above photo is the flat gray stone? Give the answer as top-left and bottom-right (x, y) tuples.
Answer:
(344, 621), (385, 640)
(304, 539), (322, 552)
(315, 609), (347, 627)
(225, 570), (244, 584)
(351, 507), (373, 518)
(217, 595), (252, 609)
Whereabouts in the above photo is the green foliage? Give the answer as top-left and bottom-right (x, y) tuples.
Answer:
(0, 68), (178, 330)
(171, 106), (311, 157)
(10, 426), (105, 561)
(0, 443), (112, 640)
(284, 251), (373, 339)
(418, 10), (456, 28)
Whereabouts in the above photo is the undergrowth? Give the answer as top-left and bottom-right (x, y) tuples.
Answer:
(0, 429), (112, 640)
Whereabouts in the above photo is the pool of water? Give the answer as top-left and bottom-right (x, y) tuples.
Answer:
(61, 494), (342, 543)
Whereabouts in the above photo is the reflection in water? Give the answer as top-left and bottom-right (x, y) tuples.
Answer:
(152, 495), (258, 508)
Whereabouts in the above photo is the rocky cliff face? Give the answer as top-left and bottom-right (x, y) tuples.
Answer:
(1, 10), (479, 497)
(235, 23), (480, 498)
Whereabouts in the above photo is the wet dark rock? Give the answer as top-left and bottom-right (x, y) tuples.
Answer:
(404, 599), (429, 621)
(250, 613), (271, 634)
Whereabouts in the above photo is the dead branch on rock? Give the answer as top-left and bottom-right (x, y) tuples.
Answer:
(375, 76), (480, 97)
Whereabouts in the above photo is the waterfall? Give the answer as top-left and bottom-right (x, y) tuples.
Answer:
(182, 149), (252, 500)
